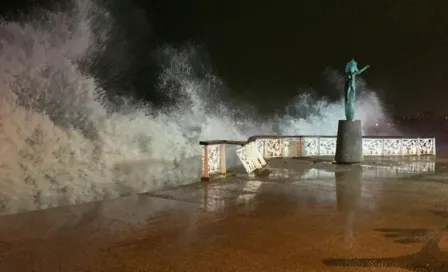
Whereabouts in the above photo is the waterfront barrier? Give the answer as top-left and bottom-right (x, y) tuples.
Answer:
(199, 136), (436, 181)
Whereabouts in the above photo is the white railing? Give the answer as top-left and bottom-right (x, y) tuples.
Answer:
(199, 136), (436, 180)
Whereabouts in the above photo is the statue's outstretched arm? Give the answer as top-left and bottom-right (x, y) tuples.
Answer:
(357, 65), (370, 75)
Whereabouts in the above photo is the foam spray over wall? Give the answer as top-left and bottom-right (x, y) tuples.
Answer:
(277, 88), (390, 136)
(0, 0), (389, 215)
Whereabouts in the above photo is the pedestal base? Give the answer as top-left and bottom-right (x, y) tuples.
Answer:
(335, 120), (363, 164)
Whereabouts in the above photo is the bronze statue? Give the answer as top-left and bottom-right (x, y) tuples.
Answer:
(344, 59), (369, 121)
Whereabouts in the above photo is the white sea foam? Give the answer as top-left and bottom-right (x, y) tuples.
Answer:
(0, 0), (390, 214)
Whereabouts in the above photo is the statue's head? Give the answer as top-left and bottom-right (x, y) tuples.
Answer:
(345, 59), (359, 74)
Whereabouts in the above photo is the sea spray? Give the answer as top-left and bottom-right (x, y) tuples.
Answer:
(277, 78), (391, 136)
(0, 0), (253, 214)
(0, 0), (390, 215)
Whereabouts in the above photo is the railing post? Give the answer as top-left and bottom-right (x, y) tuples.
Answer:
(433, 137), (437, 155)
(262, 139), (266, 158)
(220, 144), (226, 174)
(281, 138), (288, 157)
(201, 145), (210, 181)
(317, 136), (321, 157)
(400, 138), (404, 156)
(417, 137), (421, 156)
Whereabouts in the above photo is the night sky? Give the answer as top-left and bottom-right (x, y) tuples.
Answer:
(2, 0), (448, 115)
(144, 0), (448, 115)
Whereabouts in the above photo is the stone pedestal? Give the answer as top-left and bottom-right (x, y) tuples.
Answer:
(335, 120), (363, 164)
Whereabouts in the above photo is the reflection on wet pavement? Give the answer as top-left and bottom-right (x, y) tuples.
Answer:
(3, 157), (448, 271)
(335, 166), (363, 248)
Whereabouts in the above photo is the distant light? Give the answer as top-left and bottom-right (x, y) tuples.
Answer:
(375, 123), (379, 126)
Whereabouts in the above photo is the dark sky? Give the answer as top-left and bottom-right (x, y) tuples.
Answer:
(2, 0), (448, 115)
(143, 0), (448, 115)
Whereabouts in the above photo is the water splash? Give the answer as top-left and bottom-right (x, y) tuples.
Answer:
(277, 87), (390, 136)
(0, 0), (390, 215)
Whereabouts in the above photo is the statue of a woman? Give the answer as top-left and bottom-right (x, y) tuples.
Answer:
(344, 59), (369, 121)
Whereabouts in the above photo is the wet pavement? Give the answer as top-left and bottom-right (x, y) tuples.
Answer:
(2, 157), (448, 271)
